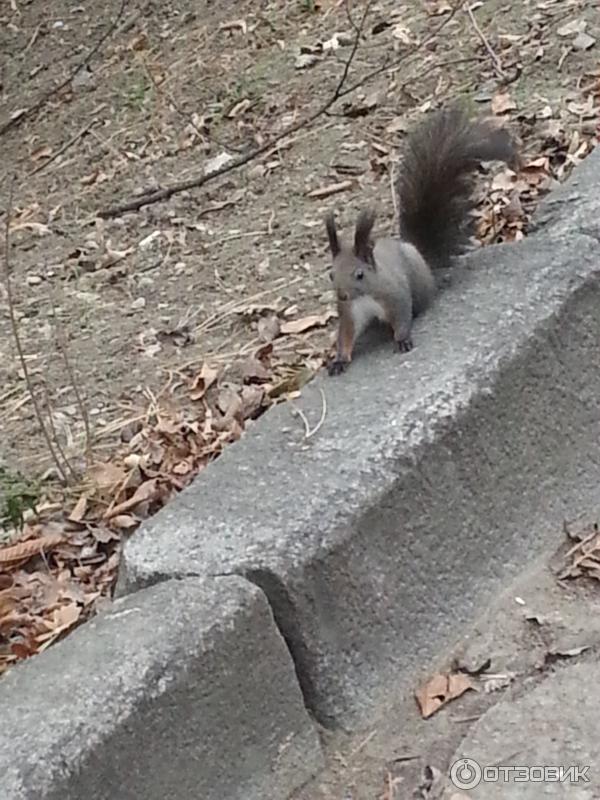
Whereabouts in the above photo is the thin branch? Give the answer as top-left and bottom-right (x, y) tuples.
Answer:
(42, 383), (78, 482)
(50, 296), (93, 467)
(331, 0), (374, 100)
(29, 122), (96, 177)
(0, 0), (128, 138)
(97, 1), (462, 219)
(463, 1), (506, 79)
(2, 178), (69, 484)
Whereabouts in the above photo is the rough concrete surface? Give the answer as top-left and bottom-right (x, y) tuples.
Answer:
(119, 150), (600, 728)
(533, 145), (600, 242)
(0, 576), (323, 800)
(450, 661), (597, 799)
(291, 549), (600, 799)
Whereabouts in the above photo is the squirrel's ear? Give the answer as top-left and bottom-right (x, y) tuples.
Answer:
(353, 208), (376, 266)
(325, 212), (340, 257)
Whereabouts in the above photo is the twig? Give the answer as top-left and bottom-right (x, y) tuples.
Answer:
(463, 1), (506, 79)
(29, 122), (96, 177)
(332, 0), (374, 100)
(291, 388), (327, 440)
(2, 178), (69, 484)
(42, 384), (78, 482)
(389, 159), (398, 226)
(0, 0), (128, 138)
(50, 296), (93, 466)
(97, 1), (462, 219)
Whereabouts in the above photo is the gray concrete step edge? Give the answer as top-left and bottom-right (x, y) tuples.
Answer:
(118, 147), (600, 731)
(0, 575), (324, 800)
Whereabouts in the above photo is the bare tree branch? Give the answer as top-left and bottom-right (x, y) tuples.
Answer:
(2, 177), (69, 484)
(97, 2), (462, 219)
(464, 1), (506, 79)
(0, 0), (128, 138)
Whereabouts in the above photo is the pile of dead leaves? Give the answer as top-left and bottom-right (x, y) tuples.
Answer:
(0, 325), (328, 675)
(559, 521), (600, 581)
(475, 75), (599, 245)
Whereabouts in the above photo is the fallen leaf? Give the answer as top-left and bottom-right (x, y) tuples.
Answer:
(268, 366), (316, 398)
(241, 357), (270, 384)
(89, 462), (127, 490)
(69, 494), (88, 523)
(557, 19), (587, 37)
(240, 385), (265, 419)
(0, 535), (64, 566)
(104, 479), (159, 520)
(415, 672), (475, 718)
(30, 145), (52, 162)
(257, 315), (281, 342)
(190, 363), (219, 401)
(111, 514), (139, 529)
(280, 311), (335, 335)
(491, 91), (517, 115)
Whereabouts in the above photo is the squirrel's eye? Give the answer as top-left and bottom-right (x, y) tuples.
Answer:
(355, 269), (364, 280)
(328, 271), (334, 282)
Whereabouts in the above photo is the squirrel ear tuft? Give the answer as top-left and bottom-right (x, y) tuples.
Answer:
(325, 212), (340, 257)
(353, 208), (376, 264)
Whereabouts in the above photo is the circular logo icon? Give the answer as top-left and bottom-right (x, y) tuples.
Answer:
(450, 758), (483, 790)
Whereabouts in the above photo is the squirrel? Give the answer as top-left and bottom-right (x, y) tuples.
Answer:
(324, 104), (519, 376)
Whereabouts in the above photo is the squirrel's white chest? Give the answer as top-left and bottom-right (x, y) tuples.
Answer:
(351, 295), (387, 335)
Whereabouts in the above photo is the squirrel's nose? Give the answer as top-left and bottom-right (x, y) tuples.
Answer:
(337, 291), (349, 302)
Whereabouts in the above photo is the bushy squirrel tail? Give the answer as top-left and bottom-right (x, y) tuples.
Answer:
(396, 104), (519, 269)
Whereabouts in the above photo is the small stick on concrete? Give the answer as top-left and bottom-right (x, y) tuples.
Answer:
(291, 389), (327, 440)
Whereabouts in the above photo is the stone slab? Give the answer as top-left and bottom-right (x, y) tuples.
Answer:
(0, 576), (323, 800)
(119, 153), (600, 729)
(450, 659), (598, 798)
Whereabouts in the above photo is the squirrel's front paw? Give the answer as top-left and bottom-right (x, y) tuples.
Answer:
(328, 359), (348, 376)
(396, 337), (413, 354)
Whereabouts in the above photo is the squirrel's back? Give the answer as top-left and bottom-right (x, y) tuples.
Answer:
(396, 104), (518, 270)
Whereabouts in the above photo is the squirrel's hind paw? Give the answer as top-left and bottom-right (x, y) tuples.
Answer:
(396, 337), (413, 354)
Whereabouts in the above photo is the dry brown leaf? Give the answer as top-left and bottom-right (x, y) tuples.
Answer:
(257, 315), (281, 343)
(0, 535), (64, 566)
(30, 145), (52, 162)
(69, 494), (88, 522)
(216, 385), (243, 420)
(190, 363), (219, 401)
(37, 604), (82, 649)
(415, 672), (474, 718)
(89, 461), (127, 490)
(111, 514), (139, 530)
(491, 91), (517, 115)
(240, 385), (265, 419)
(241, 356), (270, 384)
(104, 479), (159, 520)
(280, 311), (335, 335)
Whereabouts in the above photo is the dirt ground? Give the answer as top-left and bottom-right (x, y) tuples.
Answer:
(1, 0), (598, 477)
(0, 0), (598, 676)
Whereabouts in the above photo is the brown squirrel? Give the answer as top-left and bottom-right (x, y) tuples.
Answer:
(325, 104), (519, 375)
